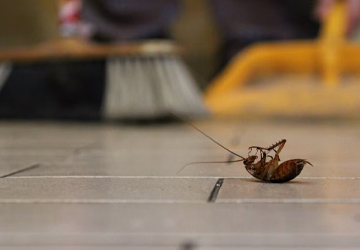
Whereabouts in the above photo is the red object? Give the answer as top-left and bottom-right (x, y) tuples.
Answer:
(58, 0), (82, 37)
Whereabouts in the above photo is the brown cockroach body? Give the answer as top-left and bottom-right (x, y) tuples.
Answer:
(179, 120), (313, 183)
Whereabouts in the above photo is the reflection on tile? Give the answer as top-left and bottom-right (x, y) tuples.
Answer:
(0, 178), (216, 201)
(0, 149), (73, 163)
(217, 179), (360, 202)
(8, 121), (360, 178)
(0, 203), (359, 247)
(0, 120), (359, 248)
(14, 160), (247, 177)
(13, 159), (360, 178)
(0, 123), (98, 149)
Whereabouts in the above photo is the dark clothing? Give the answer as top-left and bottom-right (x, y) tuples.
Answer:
(82, 0), (319, 60)
(82, 0), (180, 42)
(210, 0), (319, 63)
(0, 61), (105, 120)
(211, 0), (318, 41)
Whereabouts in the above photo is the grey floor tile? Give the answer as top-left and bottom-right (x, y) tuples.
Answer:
(0, 149), (75, 177)
(13, 159), (245, 177)
(11, 159), (360, 178)
(9, 121), (360, 178)
(217, 178), (360, 202)
(0, 122), (99, 149)
(194, 248), (359, 250)
(10, 122), (246, 177)
(0, 120), (359, 248)
(0, 178), (216, 202)
(0, 203), (359, 247)
(0, 148), (74, 163)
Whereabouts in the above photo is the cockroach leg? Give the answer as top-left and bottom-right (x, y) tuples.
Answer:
(304, 160), (313, 166)
(249, 139), (287, 153)
(274, 139), (286, 157)
(267, 155), (274, 160)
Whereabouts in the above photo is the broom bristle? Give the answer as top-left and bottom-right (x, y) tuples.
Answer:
(103, 54), (208, 120)
(0, 63), (12, 92)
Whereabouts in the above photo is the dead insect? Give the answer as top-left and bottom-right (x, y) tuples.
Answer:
(245, 139), (313, 182)
(178, 122), (313, 183)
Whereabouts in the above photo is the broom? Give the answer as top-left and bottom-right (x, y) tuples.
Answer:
(104, 51), (208, 119)
(0, 38), (207, 120)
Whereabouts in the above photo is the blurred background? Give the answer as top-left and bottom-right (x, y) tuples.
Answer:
(1, 1), (360, 247)
(0, 0), (359, 120)
(0, 0), (360, 249)
(1, 0), (221, 83)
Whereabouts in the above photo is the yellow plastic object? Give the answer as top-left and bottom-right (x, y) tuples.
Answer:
(205, 1), (360, 116)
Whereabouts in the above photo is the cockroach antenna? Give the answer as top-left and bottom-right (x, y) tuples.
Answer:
(172, 113), (245, 173)
(172, 113), (245, 160)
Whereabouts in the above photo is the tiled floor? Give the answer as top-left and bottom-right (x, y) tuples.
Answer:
(0, 119), (359, 249)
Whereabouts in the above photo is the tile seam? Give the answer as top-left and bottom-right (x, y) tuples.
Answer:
(6, 176), (360, 179)
(0, 198), (360, 204)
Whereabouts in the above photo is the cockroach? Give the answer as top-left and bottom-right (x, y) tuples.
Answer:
(178, 121), (313, 183)
(246, 139), (313, 182)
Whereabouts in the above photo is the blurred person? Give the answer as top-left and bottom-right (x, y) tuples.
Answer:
(80, 0), (360, 67)
(80, 0), (180, 42)
(211, 0), (360, 65)
(78, 0), (360, 45)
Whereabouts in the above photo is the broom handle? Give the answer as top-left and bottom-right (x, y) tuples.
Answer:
(319, 0), (347, 86)
(319, 0), (347, 40)
(0, 38), (179, 62)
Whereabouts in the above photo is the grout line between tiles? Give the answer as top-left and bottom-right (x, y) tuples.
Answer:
(1, 232), (360, 248)
(0, 164), (41, 178)
(1, 198), (360, 204)
(7, 176), (360, 180)
(208, 178), (224, 202)
(7, 176), (239, 179)
(0, 199), (207, 204)
(217, 198), (360, 204)
(0, 232), (359, 236)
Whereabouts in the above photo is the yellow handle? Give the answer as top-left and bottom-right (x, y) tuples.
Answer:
(319, 0), (347, 86)
(320, 0), (347, 41)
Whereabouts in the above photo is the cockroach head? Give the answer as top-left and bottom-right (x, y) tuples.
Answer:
(243, 155), (258, 165)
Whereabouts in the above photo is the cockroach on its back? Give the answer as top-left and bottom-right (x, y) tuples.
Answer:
(245, 139), (313, 182)
(179, 122), (313, 183)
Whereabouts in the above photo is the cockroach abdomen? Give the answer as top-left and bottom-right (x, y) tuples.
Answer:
(270, 159), (307, 183)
